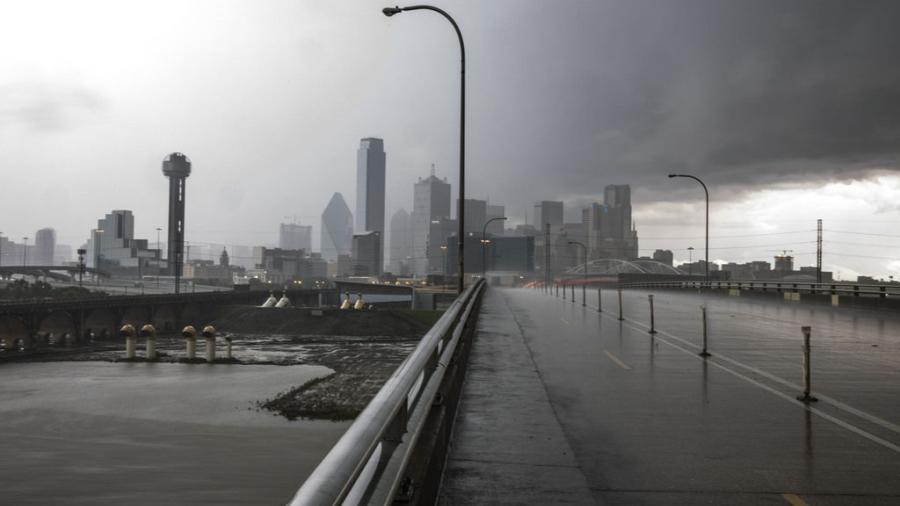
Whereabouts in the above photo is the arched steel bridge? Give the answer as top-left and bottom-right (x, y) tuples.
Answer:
(564, 258), (685, 276)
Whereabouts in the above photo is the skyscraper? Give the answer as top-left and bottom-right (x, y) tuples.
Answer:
(356, 138), (386, 234)
(321, 192), (354, 262)
(410, 167), (451, 275)
(162, 152), (191, 289)
(486, 205), (506, 236)
(86, 210), (156, 270)
(534, 201), (564, 232)
(34, 228), (56, 265)
(352, 231), (382, 276)
(459, 199), (487, 235)
(602, 185), (632, 239)
(583, 184), (638, 260)
(389, 208), (411, 275)
(279, 223), (312, 253)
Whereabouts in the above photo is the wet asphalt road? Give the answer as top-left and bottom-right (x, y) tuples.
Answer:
(442, 286), (900, 505)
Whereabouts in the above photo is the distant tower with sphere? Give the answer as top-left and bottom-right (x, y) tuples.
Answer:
(162, 152), (191, 293)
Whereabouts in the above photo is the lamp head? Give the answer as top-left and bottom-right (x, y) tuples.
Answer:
(668, 174), (678, 178)
(383, 6), (402, 16)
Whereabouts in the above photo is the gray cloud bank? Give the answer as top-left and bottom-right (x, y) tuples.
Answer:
(469, 0), (900, 206)
(0, 81), (105, 131)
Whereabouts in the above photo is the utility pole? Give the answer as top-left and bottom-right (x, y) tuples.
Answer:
(816, 219), (823, 284)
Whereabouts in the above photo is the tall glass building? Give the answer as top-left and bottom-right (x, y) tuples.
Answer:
(355, 138), (386, 235)
(321, 192), (354, 262)
(411, 167), (451, 275)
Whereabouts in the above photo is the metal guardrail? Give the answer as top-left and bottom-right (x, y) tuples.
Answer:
(615, 280), (900, 298)
(289, 279), (486, 506)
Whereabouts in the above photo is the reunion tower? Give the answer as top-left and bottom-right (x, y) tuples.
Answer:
(162, 152), (191, 293)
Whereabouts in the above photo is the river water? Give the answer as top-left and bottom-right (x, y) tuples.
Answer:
(0, 360), (349, 505)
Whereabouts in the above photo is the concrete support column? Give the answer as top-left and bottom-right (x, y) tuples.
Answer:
(120, 324), (137, 359)
(182, 326), (197, 360)
(202, 325), (216, 363)
(140, 324), (157, 360)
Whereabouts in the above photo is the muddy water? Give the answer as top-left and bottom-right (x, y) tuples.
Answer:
(0, 361), (349, 505)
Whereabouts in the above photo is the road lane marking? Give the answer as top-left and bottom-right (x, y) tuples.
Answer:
(604, 350), (631, 370)
(615, 307), (900, 436)
(782, 493), (808, 506)
(601, 311), (900, 455)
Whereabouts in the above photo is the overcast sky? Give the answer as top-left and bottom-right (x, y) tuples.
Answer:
(2, 0), (900, 279)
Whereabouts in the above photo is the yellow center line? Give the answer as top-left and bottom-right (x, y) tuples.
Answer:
(782, 493), (807, 506)
(603, 350), (631, 370)
(560, 318), (570, 325)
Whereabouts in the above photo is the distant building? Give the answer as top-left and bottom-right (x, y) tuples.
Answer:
(410, 167), (451, 275)
(722, 260), (771, 280)
(184, 252), (244, 285)
(86, 210), (159, 275)
(459, 198), (487, 235)
(486, 205), (506, 236)
(446, 234), (535, 274)
(279, 223), (312, 253)
(678, 259), (720, 275)
(352, 231), (382, 276)
(558, 222), (587, 271)
(356, 138), (386, 235)
(389, 209), (411, 275)
(533, 201), (564, 233)
(321, 192), (354, 262)
(229, 245), (257, 270)
(652, 249), (674, 266)
(34, 228), (56, 265)
(582, 185), (638, 261)
(257, 248), (326, 284)
(428, 218), (457, 275)
(774, 255), (794, 273)
(0, 236), (31, 266)
(512, 224), (539, 237)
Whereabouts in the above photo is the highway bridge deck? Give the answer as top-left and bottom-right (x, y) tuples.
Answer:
(440, 287), (900, 505)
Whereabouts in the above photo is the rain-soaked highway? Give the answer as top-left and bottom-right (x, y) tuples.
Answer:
(441, 287), (900, 505)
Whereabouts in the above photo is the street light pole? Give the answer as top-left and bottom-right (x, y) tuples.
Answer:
(568, 240), (588, 306)
(669, 174), (709, 283)
(383, 4), (466, 293)
(481, 216), (507, 281)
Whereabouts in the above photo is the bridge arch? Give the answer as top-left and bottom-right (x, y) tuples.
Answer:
(83, 308), (120, 341)
(37, 310), (80, 346)
(0, 316), (30, 351)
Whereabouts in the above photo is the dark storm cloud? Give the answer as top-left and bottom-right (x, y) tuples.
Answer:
(0, 81), (105, 131)
(473, 0), (900, 204)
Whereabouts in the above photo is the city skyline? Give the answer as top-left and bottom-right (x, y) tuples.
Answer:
(2, 1), (900, 279)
